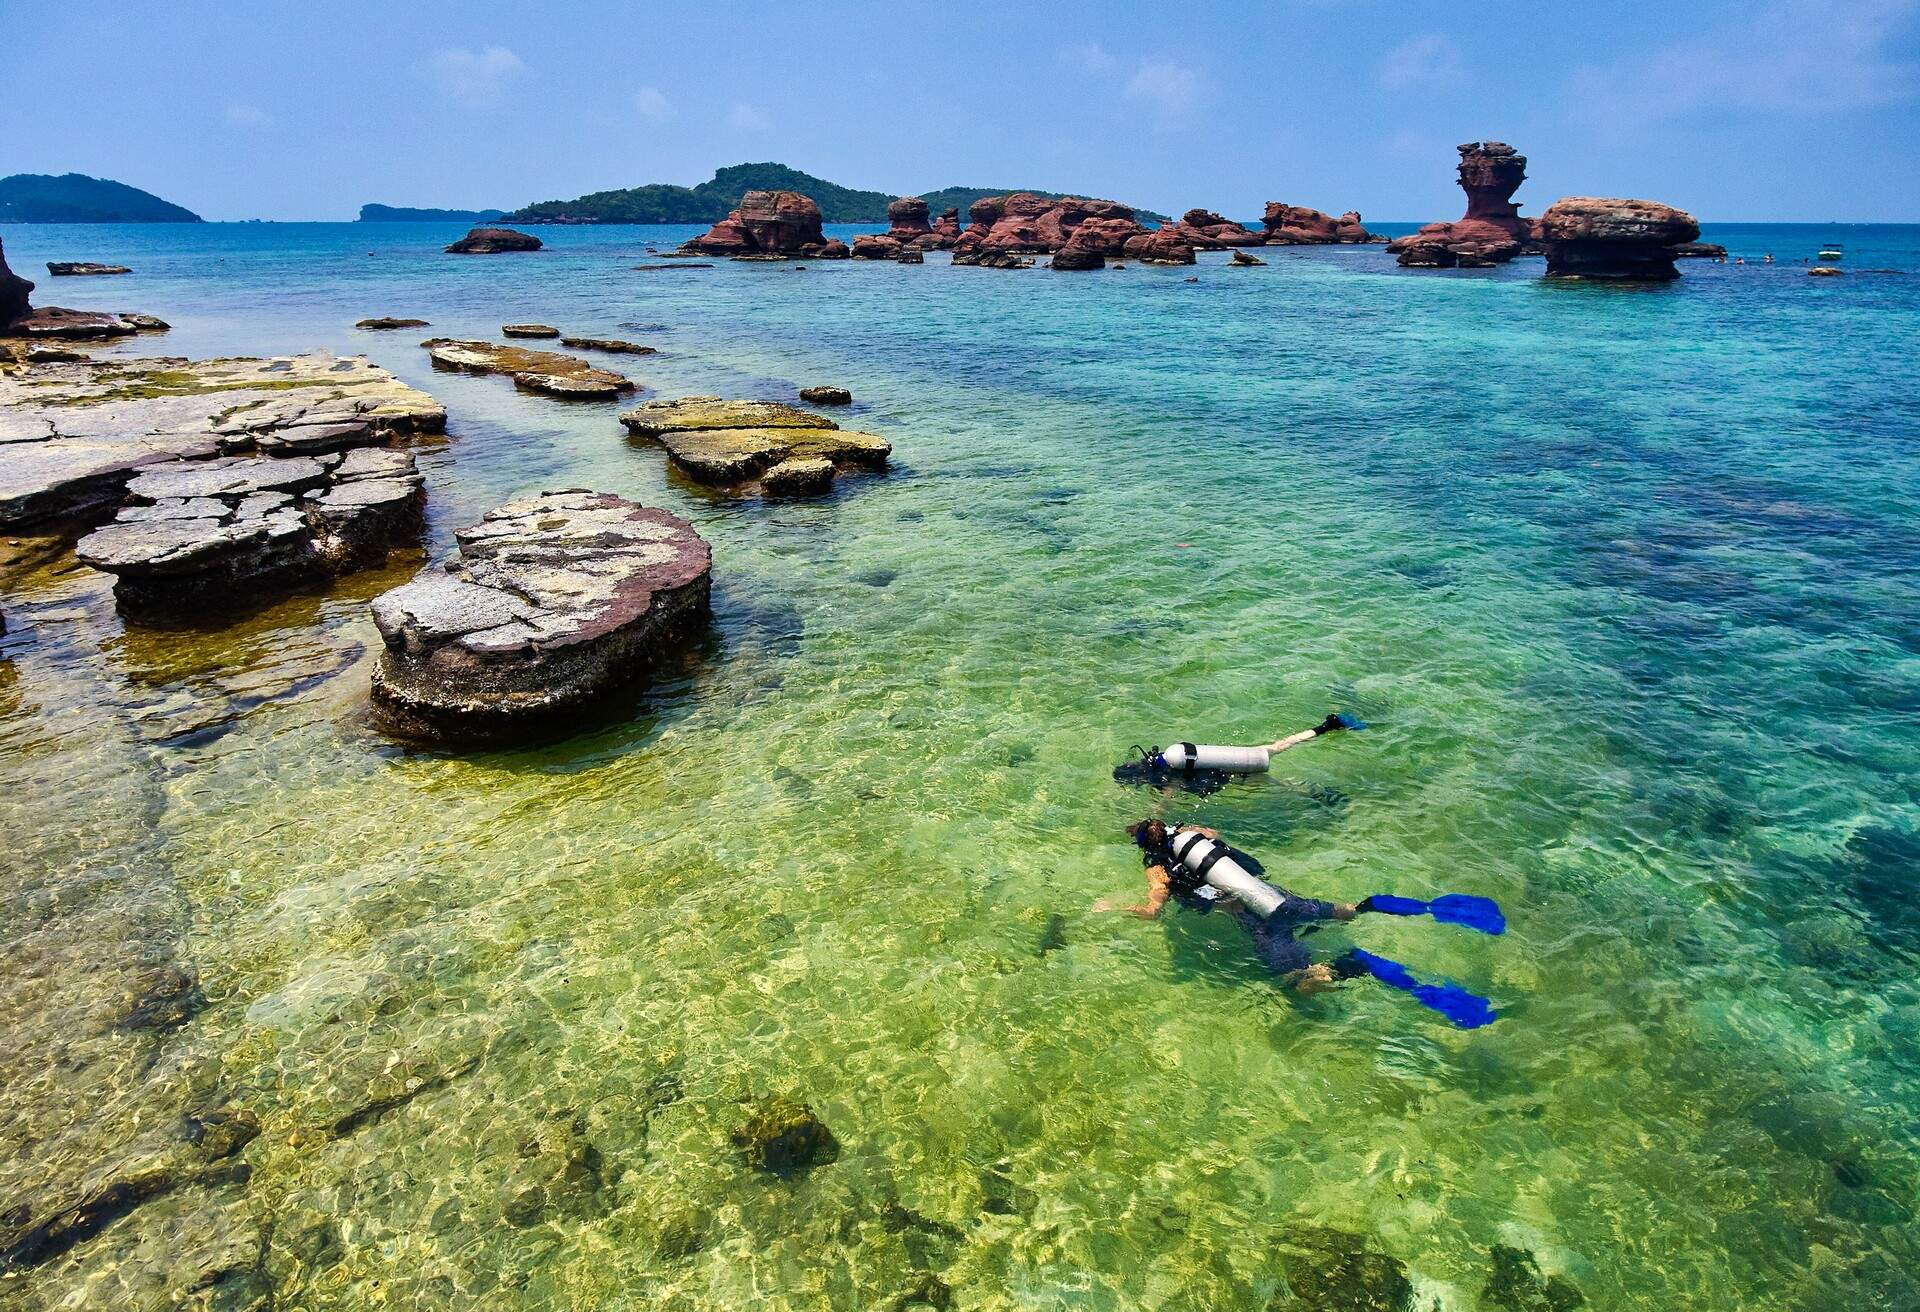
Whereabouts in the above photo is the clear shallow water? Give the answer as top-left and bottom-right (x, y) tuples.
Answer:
(1, 221), (1917, 1310)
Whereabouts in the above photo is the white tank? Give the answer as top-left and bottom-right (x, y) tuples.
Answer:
(1160, 742), (1271, 773)
(1167, 828), (1284, 917)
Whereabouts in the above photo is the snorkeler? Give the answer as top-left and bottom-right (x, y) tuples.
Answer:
(1095, 819), (1504, 1027)
(1114, 712), (1364, 791)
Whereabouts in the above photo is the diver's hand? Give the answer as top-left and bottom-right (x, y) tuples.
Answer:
(1315, 713), (1348, 735)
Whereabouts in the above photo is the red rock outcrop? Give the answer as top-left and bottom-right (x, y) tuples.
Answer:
(1262, 204), (1378, 245)
(850, 234), (904, 259)
(1387, 142), (1534, 268)
(0, 237), (33, 327)
(682, 190), (835, 257)
(1536, 197), (1700, 281)
(1120, 229), (1196, 265)
(1164, 209), (1261, 248)
(1051, 225), (1108, 271)
(923, 207), (962, 249)
(444, 227), (543, 254)
(951, 193), (1148, 259)
(886, 196), (931, 244)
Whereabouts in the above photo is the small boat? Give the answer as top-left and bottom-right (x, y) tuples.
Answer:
(1817, 243), (1844, 262)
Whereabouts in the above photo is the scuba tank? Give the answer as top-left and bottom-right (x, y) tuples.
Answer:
(1157, 742), (1271, 773)
(1166, 828), (1284, 917)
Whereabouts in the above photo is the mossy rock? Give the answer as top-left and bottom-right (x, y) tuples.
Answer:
(732, 1096), (839, 1176)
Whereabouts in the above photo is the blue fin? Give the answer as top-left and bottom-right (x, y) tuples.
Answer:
(1366, 892), (1506, 935)
(1348, 948), (1498, 1030)
(1333, 712), (1367, 731)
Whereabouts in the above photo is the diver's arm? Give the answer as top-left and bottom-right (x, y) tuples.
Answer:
(1094, 865), (1171, 919)
(1264, 714), (1352, 755)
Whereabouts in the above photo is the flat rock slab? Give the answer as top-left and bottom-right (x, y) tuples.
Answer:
(76, 446), (423, 617)
(561, 336), (659, 355)
(356, 317), (429, 330)
(0, 352), (446, 526)
(618, 396), (890, 495)
(369, 490), (712, 743)
(762, 456), (836, 497)
(47, 263), (132, 276)
(2, 306), (165, 339)
(422, 338), (635, 399)
(501, 323), (560, 338)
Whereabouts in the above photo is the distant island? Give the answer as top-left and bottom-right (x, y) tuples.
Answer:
(358, 204), (508, 223)
(503, 162), (1169, 226)
(0, 173), (202, 223)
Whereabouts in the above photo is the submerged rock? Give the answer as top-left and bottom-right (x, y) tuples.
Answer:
(1482, 1244), (1586, 1311)
(47, 261), (131, 276)
(369, 490), (712, 742)
(0, 352), (445, 527)
(1230, 249), (1267, 266)
(422, 338), (635, 399)
(444, 226), (542, 254)
(75, 446), (424, 617)
(1536, 196), (1700, 281)
(732, 1096), (839, 1176)
(1671, 241), (1726, 259)
(1270, 1226), (1413, 1312)
(501, 323), (560, 338)
(799, 385), (851, 405)
(356, 316), (429, 330)
(619, 395), (890, 495)
(762, 455), (836, 497)
(561, 335), (659, 355)
(1388, 141), (1535, 268)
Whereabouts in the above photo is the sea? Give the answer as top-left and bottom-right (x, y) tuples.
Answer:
(1, 219), (1916, 1311)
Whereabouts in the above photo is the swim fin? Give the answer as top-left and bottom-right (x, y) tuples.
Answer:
(1347, 948), (1497, 1029)
(1364, 893), (1505, 935)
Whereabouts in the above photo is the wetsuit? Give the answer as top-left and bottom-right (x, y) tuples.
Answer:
(1148, 829), (1349, 975)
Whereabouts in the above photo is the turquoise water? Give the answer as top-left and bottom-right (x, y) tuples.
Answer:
(2, 221), (1917, 1310)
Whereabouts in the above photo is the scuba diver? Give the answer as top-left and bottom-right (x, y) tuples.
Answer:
(1095, 818), (1505, 1027)
(1114, 712), (1364, 794)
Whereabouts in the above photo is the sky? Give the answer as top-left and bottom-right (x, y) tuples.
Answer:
(5, 0), (1919, 222)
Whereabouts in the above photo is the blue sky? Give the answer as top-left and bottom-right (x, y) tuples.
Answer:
(6, 0), (1918, 222)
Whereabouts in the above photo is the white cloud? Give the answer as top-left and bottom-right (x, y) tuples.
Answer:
(1059, 42), (1117, 75)
(633, 87), (674, 122)
(224, 103), (267, 126)
(1569, 0), (1919, 122)
(1377, 34), (1468, 92)
(429, 45), (524, 108)
(727, 101), (771, 131)
(1125, 59), (1201, 115)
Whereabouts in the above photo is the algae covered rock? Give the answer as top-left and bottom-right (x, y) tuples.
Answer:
(1482, 1243), (1586, 1311)
(501, 323), (560, 338)
(762, 456), (836, 497)
(561, 335), (658, 355)
(619, 395), (889, 496)
(799, 385), (851, 405)
(369, 490), (712, 743)
(422, 337), (635, 399)
(732, 1096), (839, 1176)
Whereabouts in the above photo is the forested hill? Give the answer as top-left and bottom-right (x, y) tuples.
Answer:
(358, 204), (507, 223)
(503, 163), (1166, 225)
(0, 173), (202, 223)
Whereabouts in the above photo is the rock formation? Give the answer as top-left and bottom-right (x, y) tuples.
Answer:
(369, 491), (712, 743)
(886, 196), (931, 244)
(47, 262), (131, 276)
(444, 227), (542, 254)
(76, 447), (424, 617)
(1671, 241), (1726, 259)
(923, 207), (962, 249)
(850, 234), (906, 260)
(1163, 209), (1261, 248)
(619, 396), (890, 496)
(799, 386), (851, 405)
(1535, 197), (1701, 280)
(501, 323), (559, 338)
(0, 353), (444, 527)
(951, 193), (1148, 260)
(356, 316), (429, 330)
(681, 190), (837, 258)
(1, 237), (35, 325)
(1230, 249), (1267, 267)
(422, 339), (635, 399)
(1050, 225), (1108, 271)
(1387, 142), (1534, 267)
(1262, 204), (1377, 245)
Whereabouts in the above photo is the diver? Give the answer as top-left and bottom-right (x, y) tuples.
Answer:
(1095, 818), (1505, 1027)
(1114, 711), (1364, 793)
